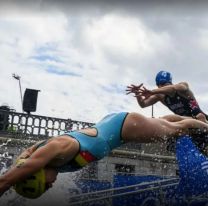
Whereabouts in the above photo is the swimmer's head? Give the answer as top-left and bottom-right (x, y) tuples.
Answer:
(14, 159), (57, 199)
(155, 71), (172, 87)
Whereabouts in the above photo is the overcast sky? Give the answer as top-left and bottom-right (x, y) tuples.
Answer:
(1, 1), (208, 123)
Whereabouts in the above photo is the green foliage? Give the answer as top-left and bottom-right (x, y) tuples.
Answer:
(7, 126), (17, 132)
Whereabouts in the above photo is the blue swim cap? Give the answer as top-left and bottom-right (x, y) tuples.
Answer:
(155, 71), (172, 86)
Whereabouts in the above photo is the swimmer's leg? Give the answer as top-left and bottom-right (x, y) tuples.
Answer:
(122, 112), (208, 143)
(161, 114), (208, 124)
(160, 114), (192, 122)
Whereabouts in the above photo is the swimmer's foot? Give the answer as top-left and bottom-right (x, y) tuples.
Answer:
(189, 128), (208, 155)
(196, 113), (208, 124)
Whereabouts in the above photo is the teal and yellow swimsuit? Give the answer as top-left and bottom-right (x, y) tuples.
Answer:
(57, 112), (129, 172)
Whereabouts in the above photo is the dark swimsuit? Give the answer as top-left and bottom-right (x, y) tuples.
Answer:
(164, 92), (208, 119)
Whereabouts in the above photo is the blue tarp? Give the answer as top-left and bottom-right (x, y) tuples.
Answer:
(176, 136), (208, 197)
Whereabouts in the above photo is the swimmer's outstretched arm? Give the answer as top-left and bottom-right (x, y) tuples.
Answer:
(139, 82), (188, 96)
(15, 140), (47, 161)
(0, 141), (60, 196)
(126, 84), (161, 108)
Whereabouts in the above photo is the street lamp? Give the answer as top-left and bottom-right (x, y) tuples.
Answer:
(12, 73), (23, 111)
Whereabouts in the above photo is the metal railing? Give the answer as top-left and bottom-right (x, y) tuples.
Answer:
(0, 109), (94, 138)
(69, 177), (208, 206)
(69, 178), (180, 205)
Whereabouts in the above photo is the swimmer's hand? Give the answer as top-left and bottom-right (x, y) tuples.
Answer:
(0, 190), (6, 197)
(0, 179), (10, 197)
(135, 86), (153, 98)
(126, 83), (143, 96)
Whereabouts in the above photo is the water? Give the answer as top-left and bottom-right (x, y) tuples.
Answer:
(1, 137), (208, 206)
(0, 138), (174, 206)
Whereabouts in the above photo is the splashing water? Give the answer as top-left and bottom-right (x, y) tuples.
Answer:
(0, 137), (88, 206)
(1, 135), (196, 206)
(0, 139), (13, 175)
(0, 138), (11, 148)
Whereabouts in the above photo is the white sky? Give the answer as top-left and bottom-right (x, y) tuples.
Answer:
(1, 1), (208, 123)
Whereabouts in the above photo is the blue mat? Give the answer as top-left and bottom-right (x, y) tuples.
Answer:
(176, 136), (208, 197)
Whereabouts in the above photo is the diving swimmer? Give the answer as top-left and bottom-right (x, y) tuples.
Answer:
(0, 111), (208, 198)
(126, 70), (208, 123)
